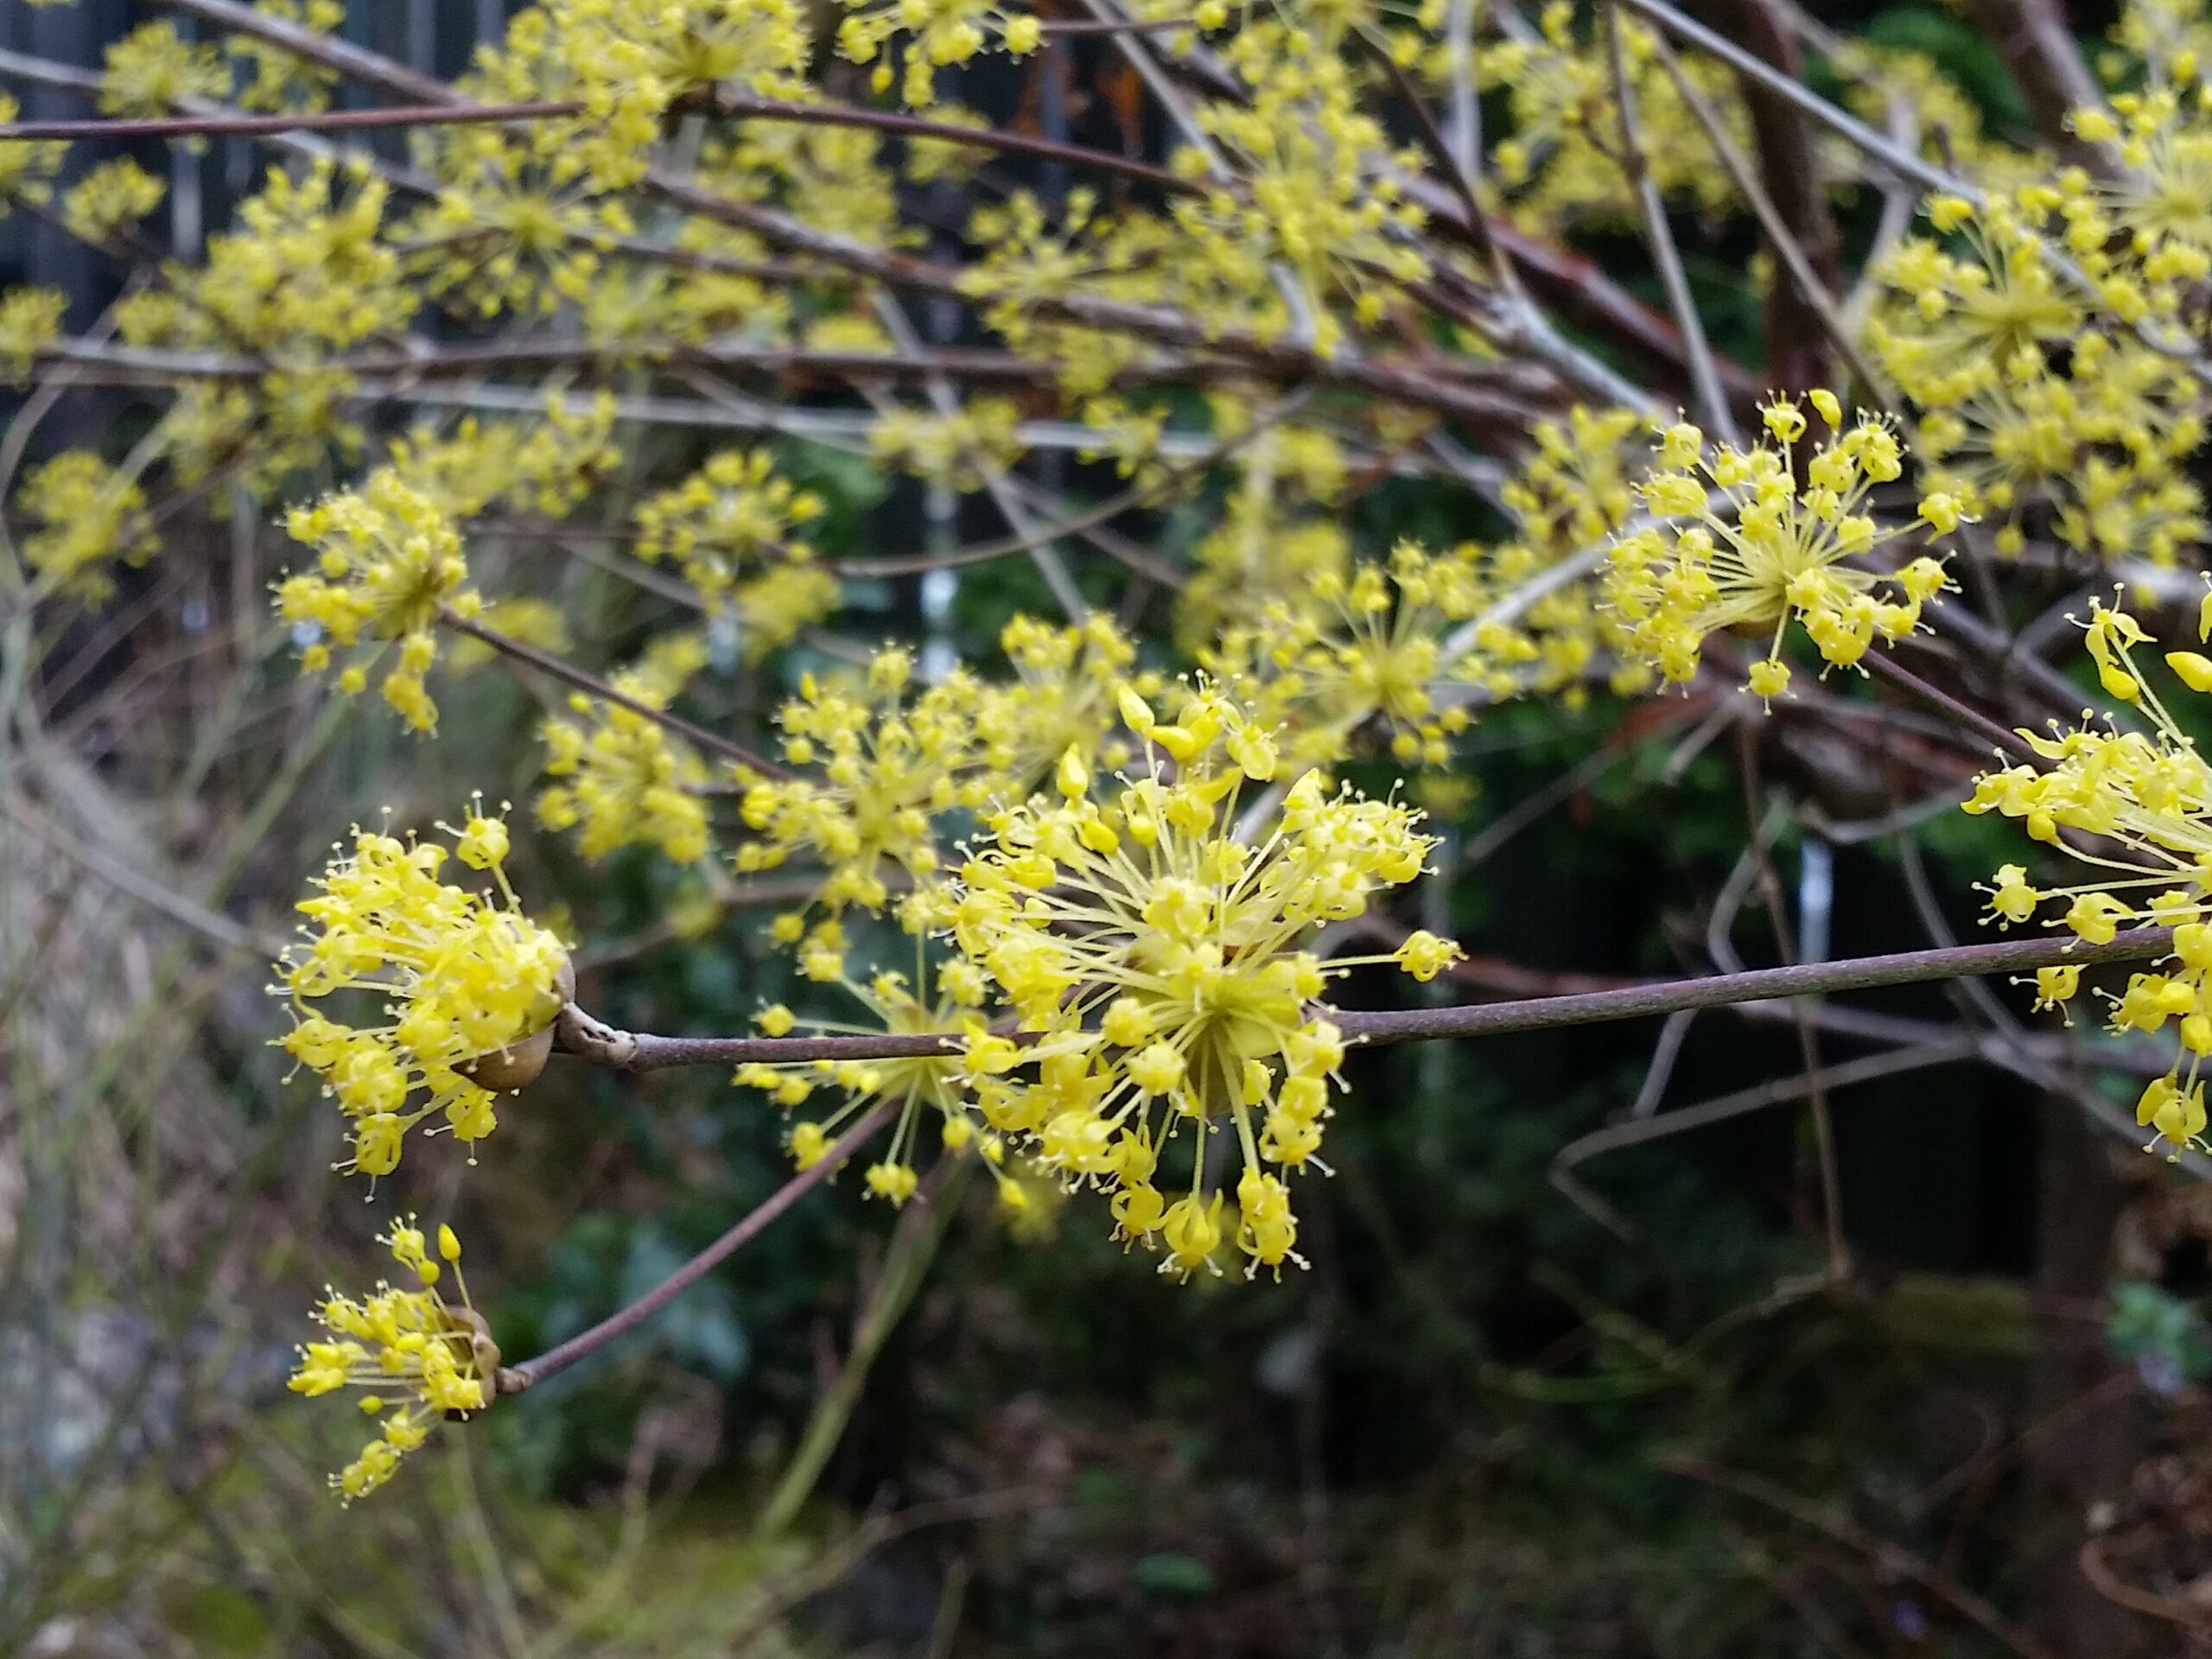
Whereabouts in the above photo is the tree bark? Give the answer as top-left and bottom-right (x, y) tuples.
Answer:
(1707, 0), (1840, 394)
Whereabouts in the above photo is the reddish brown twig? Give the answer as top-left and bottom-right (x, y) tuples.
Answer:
(437, 607), (789, 778)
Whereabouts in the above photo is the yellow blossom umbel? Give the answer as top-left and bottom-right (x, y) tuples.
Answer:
(734, 939), (1017, 1206)
(275, 468), (479, 733)
(538, 636), (714, 867)
(735, 648), (988, 915)
(18, 451), (156, 601)
(948, 683), (1459, 1279)
(1963, 600), (2212, 1158)
(275, 804), (569, 1179)
(1604, 394), (1956, 702)
(288, 1220), (493, 1502)
(833, 0), (1043, 106)
(633, 448), (838, 635)
(1206, 540), (1483, 770)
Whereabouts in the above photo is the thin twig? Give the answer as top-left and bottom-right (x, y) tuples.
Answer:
(501, 1098), (898, 1391)
(1863, 650), (2036, 762)
(1644, 26), (1891, 400)
(0, 99), (581, 140)
(1606, 2), (1737, 441)
(436, 607), (788, 778)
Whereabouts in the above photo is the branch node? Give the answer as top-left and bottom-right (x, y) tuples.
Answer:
(556, 1001), (641, 1070)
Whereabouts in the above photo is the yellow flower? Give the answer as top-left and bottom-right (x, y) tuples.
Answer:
(288, 1221), (493, 1502)
(0, 288), (65, 385)
(972, 613), (1147, 793)
(275, 469), (477, 733)
(1963, 599), (2212, 1158)
(98, 21), (226, 119)
(275, 804), (569, 1178)
(731, 946), (1015, 1205)
(230, 0), (349, 113)
(0, 96), (63, 211)
(869, 397), (1027, 492)
(734, 649), (987, 915)
(17, 451), (156, 601)
(634, 448), (836, 632)
(1205, 541), (1483, 769)
(948, 684), (1451, 1279)
(1604, 396), (1955, 696)
(538, 635), (713, 866)
(834, 0), (1044, 106)
(61, 157), (164, 246)
(1479, 2), (1748, 234)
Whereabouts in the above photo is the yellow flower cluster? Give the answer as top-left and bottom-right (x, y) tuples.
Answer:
(276, 470), (479, 733)
(60, 158), (163, 247)
(973, 613), (1147, 788)
(869, 397), (1027, 493)
(98, 20), (226, 119)
(735, 951), (1010, 1211)
(1458, 404), (1649, 706)
(1479, 3), (1747, 233)
(1206, 542), (1482, 768)
(0, 96), (63, 212)
(287, 1221), (493, 1501)
(737, 649), (986, 913)
(18, 451), (156, 602)
(1868, 184), (2207, 565)
(634, 448), (831, 617)
(390, 395), (620, 523)
(946, 683), (1459, 1278)
(834, 0), (1042, 106)
(0, 287), (65, 385)
(1183, 417), (1355, 646)
(1604, 394), (1956, 702)
(231, 0), (349, 113)
(1178, 23), (1430, 355)
(276, 805), (571, 1179)
(539, 636), (715, 865)
(1963, 601), (2212, 1158)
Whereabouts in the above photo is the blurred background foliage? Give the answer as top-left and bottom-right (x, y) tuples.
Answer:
(5, 0), (2212, 1655)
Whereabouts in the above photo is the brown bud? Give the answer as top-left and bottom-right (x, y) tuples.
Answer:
(457, 1021), (554, 1092)
(454, 948), (574, 1092)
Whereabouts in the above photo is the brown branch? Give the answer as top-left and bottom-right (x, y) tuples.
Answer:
(436, 607), (789, 778)
(1955, 0), (2104, 149)
(1703, 0), (1841, 393)
(0, 99), (581, 140)
(549, 926), (2177, 1070)
(36, 335), (1176, 388)
(1863, 650), (2038, 763)
(499, 1098), (898, 1392)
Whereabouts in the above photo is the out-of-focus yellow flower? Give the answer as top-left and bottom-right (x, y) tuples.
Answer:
(275, 469), (478, 733)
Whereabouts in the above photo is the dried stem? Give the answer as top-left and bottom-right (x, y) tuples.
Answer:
(1862, 650), (2037, 763)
